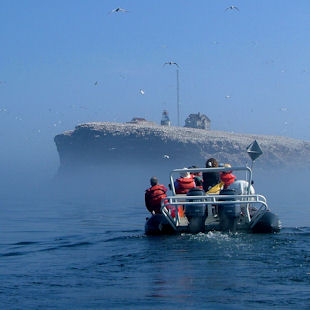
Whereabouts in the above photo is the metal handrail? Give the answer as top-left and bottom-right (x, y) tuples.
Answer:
(169, 166), (253, 195)
(163, 194), (267, 205)
(161, 193), (268, 228)
(249, 204), (269, 228)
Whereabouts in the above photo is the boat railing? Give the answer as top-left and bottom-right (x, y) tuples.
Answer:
(169, 166), (253, 195)
(161, 193), (268, 231)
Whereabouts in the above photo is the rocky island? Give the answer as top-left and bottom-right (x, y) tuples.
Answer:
(54, 122), (310, 173)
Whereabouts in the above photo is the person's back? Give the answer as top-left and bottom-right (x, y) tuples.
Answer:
(202, 158), (220, 191)
(189, 165), (202, 179)
(175, 170), (195, 194)
(145, 177), (167, 214)
(220, 163), (236, 189)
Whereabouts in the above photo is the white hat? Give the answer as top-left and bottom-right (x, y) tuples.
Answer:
(180, 168), (190, 178)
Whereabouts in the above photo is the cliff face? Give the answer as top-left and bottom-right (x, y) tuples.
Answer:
(54, 122), (310, 172)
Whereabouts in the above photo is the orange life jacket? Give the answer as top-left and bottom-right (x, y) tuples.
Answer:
(145, 185), (167, 213)
(220, 172), (236, 188)
(175, 177), (195, 194)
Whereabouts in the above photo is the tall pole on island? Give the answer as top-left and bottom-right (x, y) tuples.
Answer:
(164, 61), (180, 126)
(176, 68), (180, 126)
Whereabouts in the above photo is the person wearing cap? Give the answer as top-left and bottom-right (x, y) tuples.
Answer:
(174, 168), (196, 194)
(187, 176), (205, 194)
(189, 165), (202, 179)
(193, 176), (203, 189)
(145, 177), (168, 214)
(202, 158), (221, 192)
(220, 164), (236, 189)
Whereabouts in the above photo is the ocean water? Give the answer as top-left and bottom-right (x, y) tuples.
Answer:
(1, 168), (310, 309)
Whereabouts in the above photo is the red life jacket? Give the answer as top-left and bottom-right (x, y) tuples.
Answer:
(175, 177), (195, 194)
(220, 172), (236, 188)
(145, 184), (167, 214)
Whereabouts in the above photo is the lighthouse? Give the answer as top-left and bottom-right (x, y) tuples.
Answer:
(161, 110), (171, 126)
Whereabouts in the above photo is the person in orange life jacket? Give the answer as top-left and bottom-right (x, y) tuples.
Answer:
(189, 165), (202, 179)
(145, 176), (167, 214)
(172, 169), (195, 218)
(174, 169), (196, 194)
(220, 164), (236, 189)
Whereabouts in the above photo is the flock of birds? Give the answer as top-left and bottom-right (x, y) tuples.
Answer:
(0, 4), (302, 138)
(109, 6), (239, 14)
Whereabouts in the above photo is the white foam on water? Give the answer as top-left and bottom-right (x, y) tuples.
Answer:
(186, 231), (232, 242)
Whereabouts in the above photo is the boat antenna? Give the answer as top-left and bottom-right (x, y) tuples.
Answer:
(246, 140), (263, 193)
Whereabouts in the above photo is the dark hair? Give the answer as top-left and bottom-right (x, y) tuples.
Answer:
(150, 176), (158, 186)
(205, 158), (218, 168)
(189, 165), (202, 177)
(194, 176), (203, 187)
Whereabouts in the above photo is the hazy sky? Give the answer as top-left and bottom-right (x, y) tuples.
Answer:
(1, 0), (310, 171)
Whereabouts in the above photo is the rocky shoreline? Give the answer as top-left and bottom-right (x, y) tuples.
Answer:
(54, 122), (310, 172)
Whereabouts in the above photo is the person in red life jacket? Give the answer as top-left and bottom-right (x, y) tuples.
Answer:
(189, 165), (202, 179)
(145, 176), (168, 214)
(220, 164), (236, 189)
(174, 169), (196, 194)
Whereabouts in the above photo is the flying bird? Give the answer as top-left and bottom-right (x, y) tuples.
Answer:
(163, 154), (170, 159)
(94, 81), (98, 86)
(110, 8), (128, 14)
(164, 61), (179, 68)
(139, 89), (145, 95)
(225, 95), (231, 99)
(225, 6), (239, 11)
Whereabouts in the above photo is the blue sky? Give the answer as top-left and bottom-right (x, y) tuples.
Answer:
(1, 0), (310, 170)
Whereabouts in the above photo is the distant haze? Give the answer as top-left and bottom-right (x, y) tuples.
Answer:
(1, 1), (310, 186)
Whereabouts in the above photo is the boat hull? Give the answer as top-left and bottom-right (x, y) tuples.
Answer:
(145, 214), (176, 235)
(145, 211), (281, 235)
(251, 211), (281, 233)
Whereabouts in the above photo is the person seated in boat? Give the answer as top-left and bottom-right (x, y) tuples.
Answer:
(145, 176), (168, 214)
(187, 177), (205, 196)
(220, 163), (236, 189)
(174, 169), (196, 194)
(193, 176), (203, 189)
(202, 158), (220, 192)
(188, 165), (202, 178)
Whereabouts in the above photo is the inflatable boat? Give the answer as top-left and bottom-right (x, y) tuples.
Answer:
(145, 166), (281, 235)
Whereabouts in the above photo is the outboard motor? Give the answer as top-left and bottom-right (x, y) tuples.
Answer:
(218, 188), (240, 232)
(185, 187), (206, 233)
